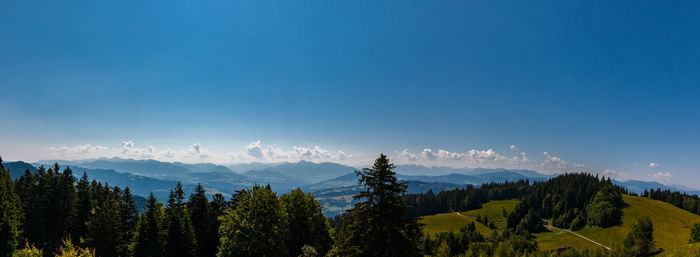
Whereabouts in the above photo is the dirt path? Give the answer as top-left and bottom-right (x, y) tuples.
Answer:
(545, 225), (611, 251)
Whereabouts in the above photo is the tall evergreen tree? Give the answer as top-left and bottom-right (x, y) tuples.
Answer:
(164, 183), (196, 257)
(133, 194), (165, 257)
(331, 154), (422, 257)
(118, 188), (138, 257)
(690, 222), (700, 243)
(280, 188), (332, 256)
(73, 173), (92, 245)
(84, 187), (121, 257)
(187, 184), (216, 257)
(0, 158), (21, 257)
(218, 185), (286, 257)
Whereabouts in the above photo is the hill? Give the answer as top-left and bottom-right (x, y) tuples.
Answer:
(658, 242), (700, 257)
(420, 199), (519, 236)
(2, 161), (38, 179)
(535, 195), (700, 251)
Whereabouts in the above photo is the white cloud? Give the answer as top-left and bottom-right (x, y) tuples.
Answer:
(601, 168), (629, 179)
(541, 152), (569, 173)
(50, 144), (108, 155)
(649, 162), (659, 169)
(510, 145), (518, 151)
(467, 149), (505, 162)
(399, 149), (417, 161)
(573, 163), (585, 168)
(421, 149), (438, 160)
(246, 140), (264, 159)
(337, 150), (347, 160)
(652, 171), (673, 178)
(188, 143), (210, 159)
(437, 149), (465, 160)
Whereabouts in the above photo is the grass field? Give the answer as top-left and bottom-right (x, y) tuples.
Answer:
(420, 199), (519, 236)
(658, 242), (700, 257)
(534, 195), (700, 252)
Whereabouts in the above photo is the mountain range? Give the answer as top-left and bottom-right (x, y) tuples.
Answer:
(4, 158), (698, 215)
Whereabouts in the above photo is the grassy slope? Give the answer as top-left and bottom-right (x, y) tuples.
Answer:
(420, 199), (519, 236)
(535, 195), (700, 252)
(658, 242), (700, 257)
(576, 195), (700, 251)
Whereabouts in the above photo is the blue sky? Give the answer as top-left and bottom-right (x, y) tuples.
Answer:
(1, 1), (698, 186)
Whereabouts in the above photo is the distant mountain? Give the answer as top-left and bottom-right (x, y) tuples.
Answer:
(395, 165), (468, 176)
(400, 173), (479, 185)
(227, 162), (285, 173)
(2, 161), (38, 179)
(613, 179), (700, 195)
(469, 168), (552, 179)
(37, 158), (192, 178)
(312, 180), (465, 216)
(255, 160), (357, 185)
(304, 173), (359, 191)
(173, 162), (235, 173)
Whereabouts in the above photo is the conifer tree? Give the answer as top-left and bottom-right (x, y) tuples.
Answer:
(164, 183), (196, 257)
(133, 194), (165, 257)
(187, 184), (216, 257)
(84, 186), (121, 257)
(118, 188), (138, 257)
(0, 158), (21, 257)
(73, 173), (92, 245)
(331, 154), (422, 257)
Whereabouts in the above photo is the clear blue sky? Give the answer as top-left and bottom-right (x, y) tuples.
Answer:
(1, 1), (698, 187)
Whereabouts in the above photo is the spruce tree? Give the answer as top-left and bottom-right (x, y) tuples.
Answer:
(84, 187), (121, 257)
(133, 194), (165, 257)
(73, 173), (92, 245)
(0, 158), (21, 257)
(331, 154), (422, 257)
(187, 184), (215, 257)
(164, 183), (196, 257)
(118, 188), (138, 257)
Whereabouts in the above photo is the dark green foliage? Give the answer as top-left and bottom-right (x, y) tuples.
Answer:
(404, 180), (531, 217)
(330, 154), (422, 257)
(218, 185), (286, 257)
(133, 194), (165, 257)
(0, 159), (21, 257)
(73, 173), (92, 245)
(506, 173), (627, 234)
(280, 188), (332, 256)
(622, 216), (654, 257)
(187, 184), (217, 257)
(690, 222), (700, 243)
(165, 182), (197, 257)
(586, 185), (624, 227)
(84, 186), (121, 257)
(645, 188), (700, 216)
(118, 188), (138, 257)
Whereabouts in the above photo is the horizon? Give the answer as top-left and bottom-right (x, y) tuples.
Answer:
(2, 1), (698, 188)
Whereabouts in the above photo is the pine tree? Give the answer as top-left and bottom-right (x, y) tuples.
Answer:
(331, 154), (422, 257)
(280, 188), (332, 256)
(164, 183), (196, 257)
(218, 185), (286, 257)
(133, 194), (165, 257)
(0, 158), (21, 257)
(690, 222), (700, 243)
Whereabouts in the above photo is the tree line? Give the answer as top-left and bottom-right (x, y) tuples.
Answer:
(0, 158), (331, 257)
